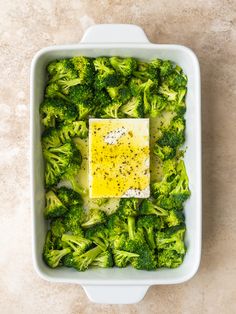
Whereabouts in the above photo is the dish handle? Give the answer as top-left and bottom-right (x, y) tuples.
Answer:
(80, 24), (150, 44)
(83, 285), (149, 304)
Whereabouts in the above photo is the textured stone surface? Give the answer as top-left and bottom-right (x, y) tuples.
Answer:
(0, 0), (236, 313)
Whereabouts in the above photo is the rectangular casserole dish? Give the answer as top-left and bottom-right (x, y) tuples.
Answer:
(30, 24), (201, 304)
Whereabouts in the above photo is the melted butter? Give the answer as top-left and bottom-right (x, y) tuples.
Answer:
(89, 119), (150, 198)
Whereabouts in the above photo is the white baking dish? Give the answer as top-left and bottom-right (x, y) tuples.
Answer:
(30, 24), (201, 304)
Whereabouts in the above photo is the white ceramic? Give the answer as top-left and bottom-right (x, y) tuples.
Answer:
(30, 24), (201, 304)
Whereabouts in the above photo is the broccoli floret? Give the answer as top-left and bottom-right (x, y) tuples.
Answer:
(43, 230), (71, 268)
(47, 59), (77, 82)
(63, 204), (85, 235)
(159, 60), (174, 77)
(164, 209), (185, 227)
(58, 121), (88, 142)
(164, 67), (187, 90)
(55, 57), (95, 90)
(61, 234), (92, 255)
(137, 215), (162, 249)
(159, 83), (177, 101)
(44, 190), (68, 219)
(85, 225), (109, 251)
(143, 79), (158, 114)
(68, 85), (93, 103)
(70, 245), (103, 271)
(107, 213), (128, 236)
(81, 208), (107, 229)
(92, 90), (111, 117)
(94, 57), (121, 89)
(61, 163), (85, 195)
(62, 252), (75, 267)
(157, 249), (184, 268)
(120, 96), (144, 118)
(61, 143), (82, 180)
(125, 238), (157, 270)
(107, 84), (132, 104)
(109, 57), (137, 77)
(129, 77), (145, 96)
(39, 98), (77, 128)
(113, 249), (139, 268)
(50, 218), (66, 237)
(112, 233), (129, 251)
(133, 61), (149, 78)
(76, 101), (93, 120)
(139, 199), (168, 217)
(149, 95), (167, 118)
(42, 121), (88, 151)
(157, 116), (185, 148)
(153, 143), (176, 161)
(169, 160), (191, 204)
(91, 250), (113, 268)
(57, 186), (83, 207)
(71, 56), (95, 85)
(102, 101), (123, 118)
(118, 198), (139, 240)
(45, 83), (70, 102)
(151, 159), (179, 203)
(43, 141), (74, 187)
(42, 121), (88, 148)
(156, 224), (186, 255)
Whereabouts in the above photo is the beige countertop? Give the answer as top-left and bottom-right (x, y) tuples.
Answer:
(0, 0), (236, 313)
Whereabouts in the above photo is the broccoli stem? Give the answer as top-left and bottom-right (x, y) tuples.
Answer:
(128, 216), (136, 240)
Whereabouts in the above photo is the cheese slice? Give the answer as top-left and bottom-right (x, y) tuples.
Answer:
(89, 118), (150, 198)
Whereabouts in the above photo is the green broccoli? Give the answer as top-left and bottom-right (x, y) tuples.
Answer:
(139, 199), (168, 217)
(109, 57), (137, 77)
(156, 224), (186, 255)
(43, 230), (71, 268)
(68, 85), (93, 103)
(159, 83), (178, 101)
(159, 60), (174, 77)
(149, 94), (167, 118)
(157, 249), (184, 268)
(157, 116), (185, 148)
(125, 238), (157, 270)
(169, 160), (191, 205)
(50, 218), (66, 237)
(42, 121), (88, 151)
(164, 209), (185, 227)
(44, 190), (68, 219)
(102, 101), (123, 118)
(107, 84), (132, 104)
(45, 83), (70, 101)
(91, 250), (113, 268)
(43, 141), (74, 187)
(113, 249), (139, 268)
(94, 57), (121, 89)
(85, 225), (109, 251)
(61, 234), (92, 255)
(153, 143), (176, 161)
(81, 208), (107, 229)
(47, 59), (77, 83)
(57, 186), (83, 207)
(69, 245), (103, 271)
(118, 198), (139, 240)
(63, 204), (85, 235)
(107, 213), (128, 236)
(71, 56), (95, 85)
(137, 215), (162, 249)
(120, 96), (144, 118)
(39, 98), (77, 128)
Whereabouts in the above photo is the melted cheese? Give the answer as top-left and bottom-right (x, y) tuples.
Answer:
(89, 119), (150, 198)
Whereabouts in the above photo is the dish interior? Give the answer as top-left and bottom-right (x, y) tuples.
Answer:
(31, 45), (201, 284)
